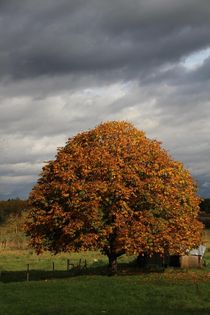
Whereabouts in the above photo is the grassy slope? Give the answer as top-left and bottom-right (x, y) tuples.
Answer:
(0, 275), (210, 315)
(0, 230), (210, 315)
(0, 248), (210, 315)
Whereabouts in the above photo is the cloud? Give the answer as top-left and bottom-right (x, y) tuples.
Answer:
(0, 0), (210, 199)
(182, 47), (210, 69)
(0, 0), (210, 81)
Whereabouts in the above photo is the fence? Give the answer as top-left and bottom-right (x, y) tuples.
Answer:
(0, 257), (89, 282)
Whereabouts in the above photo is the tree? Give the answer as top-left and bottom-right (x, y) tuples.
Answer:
(200, 199), (210, 214)
(0, 199), (28, 224)
(25, 121), (203, 273)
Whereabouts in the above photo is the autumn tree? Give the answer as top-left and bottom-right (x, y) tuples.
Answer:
(25, 121), (203, 273)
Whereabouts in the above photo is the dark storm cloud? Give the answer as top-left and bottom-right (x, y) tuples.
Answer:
(0, 0), (210, 199)
(0, 0), (210, 80)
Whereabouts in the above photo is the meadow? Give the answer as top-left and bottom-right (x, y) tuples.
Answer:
(0, 231), (210, 315)
(1, 273), (210, 315)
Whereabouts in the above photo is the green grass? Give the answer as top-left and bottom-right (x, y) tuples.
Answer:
(0, 230), (210, 315)
(0, 249), (137, 282)
(0, 248), (136, 273)
(0, 249), (106, 271)
(0, 275), (210, 315)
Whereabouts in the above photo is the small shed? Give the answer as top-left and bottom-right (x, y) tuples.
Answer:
(180, 245), (206, 269)
(137, 245), (206, 269)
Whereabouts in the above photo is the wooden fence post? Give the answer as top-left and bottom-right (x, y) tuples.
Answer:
(84, 259), (87, 269)
(26, 264), (30, 281)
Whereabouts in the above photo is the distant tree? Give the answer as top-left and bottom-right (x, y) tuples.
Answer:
(25, 121), (203, 273)
(200, 199), (210, 214)
(199, 199), (210, 228)
(0, 199), (28, 224)
(0, 199), (28, 249)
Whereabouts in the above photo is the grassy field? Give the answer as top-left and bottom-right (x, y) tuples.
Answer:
(0, 230), (210, 315)
(1, 274), (210, 315)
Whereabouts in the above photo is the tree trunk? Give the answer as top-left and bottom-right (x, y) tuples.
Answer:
(108, 253), (118, 275)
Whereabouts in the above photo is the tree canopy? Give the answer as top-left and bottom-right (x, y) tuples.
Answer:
(26, 121), (203, 272)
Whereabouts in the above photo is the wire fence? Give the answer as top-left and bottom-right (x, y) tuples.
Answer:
(0, 257), (91, 282)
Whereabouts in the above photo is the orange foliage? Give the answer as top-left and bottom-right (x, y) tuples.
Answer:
(25, 121), (203, 260)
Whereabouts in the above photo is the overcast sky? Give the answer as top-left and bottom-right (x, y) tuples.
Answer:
(0, 0), (210, 200)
